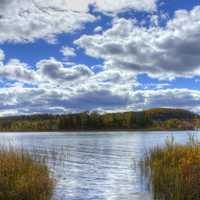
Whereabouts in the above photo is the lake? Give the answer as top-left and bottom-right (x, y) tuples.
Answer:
(0, 131), (199, 200)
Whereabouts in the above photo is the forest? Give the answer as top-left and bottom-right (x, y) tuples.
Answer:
(0, 108), (199, 131)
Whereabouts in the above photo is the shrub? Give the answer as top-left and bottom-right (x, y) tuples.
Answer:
(0, 148), (53, 200)
(142, 136), (200, 200)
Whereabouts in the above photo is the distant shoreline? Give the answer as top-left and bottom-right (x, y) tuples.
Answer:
(0, 128), (197, 133)
(0, 108), (199, 132)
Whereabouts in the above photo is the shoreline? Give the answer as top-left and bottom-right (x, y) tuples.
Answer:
(0, 129), (197, 133)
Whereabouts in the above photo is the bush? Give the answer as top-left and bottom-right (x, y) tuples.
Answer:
(0, 148), (53, 200)
(142, 136), (200, 200)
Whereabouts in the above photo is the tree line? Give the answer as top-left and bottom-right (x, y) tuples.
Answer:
(0, 108), (199, 131)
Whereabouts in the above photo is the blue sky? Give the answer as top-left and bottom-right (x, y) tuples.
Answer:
(0, 0), (200, 115)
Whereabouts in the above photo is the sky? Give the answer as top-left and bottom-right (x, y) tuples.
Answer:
(0, 0), (200, 116)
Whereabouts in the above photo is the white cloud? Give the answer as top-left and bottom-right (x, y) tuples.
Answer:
(150, 15), (159, 26)
(61, 46), (76, 57)
(1, 83), (200, 115)
(0, 49), (5, 61)
(36, 58), (94, 83)
(0, 51), (200, 115)
(1, 50), (200, 115)
(2, 2), (200, 115)
(59, 0), (157, 13)
(93, 0), (157, 13)
(0, 0), (95, 43)
(139, 89), (200, 111)
(0, 0), (157, 43)
(0, 51), (139, 114)
(0, 55), (95, 84)
(94, 26), (103, 33)
(75, 6), (200, 79)
(0, 59), (36, 83)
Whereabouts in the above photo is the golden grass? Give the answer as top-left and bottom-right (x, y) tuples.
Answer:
(142, 136), (200, 200)
(0, 148), (54, 200)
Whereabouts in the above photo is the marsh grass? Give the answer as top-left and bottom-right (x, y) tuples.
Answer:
(0, 147), (54, 200)
(142, 135), (200, 200)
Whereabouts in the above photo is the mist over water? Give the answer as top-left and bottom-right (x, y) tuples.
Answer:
(0, 131), (199, 200)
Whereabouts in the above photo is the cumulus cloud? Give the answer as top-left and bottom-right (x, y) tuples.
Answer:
(0, 52), (200, 115)
(0, 0), (95, 43)
(139, 89), (200, 111)
(0, 49), (5, 61)
(0, 59), (36, 83)
(1, 52), (200, 115)
(0, 56), (94, 85)
(75, 6), (200, 79)
(36, 58), (94, 83)
(92, 0), (157, 13)
(94, 26), (103, 33)
(61, 46), (76, 57)
(0, 0), (157, 43)
(1, 84), (200, 116)
(0, 51), (139, 114)
(2, 2), (200, 115)
(53, 0), (157, 13)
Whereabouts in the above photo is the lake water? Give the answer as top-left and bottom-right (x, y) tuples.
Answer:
(0, 131), (199, 200)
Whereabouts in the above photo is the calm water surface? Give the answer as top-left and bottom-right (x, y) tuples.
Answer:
(0, 131), (199, 200)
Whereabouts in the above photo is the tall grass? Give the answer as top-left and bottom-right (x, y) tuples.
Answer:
(0, 147), (54, 200)
(142, 135), (200, 200)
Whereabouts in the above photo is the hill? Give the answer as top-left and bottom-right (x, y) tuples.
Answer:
(144, 108), (199, 121)
(0, 108), (199, 132)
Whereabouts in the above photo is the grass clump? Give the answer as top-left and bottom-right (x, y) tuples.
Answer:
(0, 148), (54, 200)
(142, 136), (200, 200)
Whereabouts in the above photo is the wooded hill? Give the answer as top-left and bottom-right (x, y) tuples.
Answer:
(0, 108), (199, 131)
